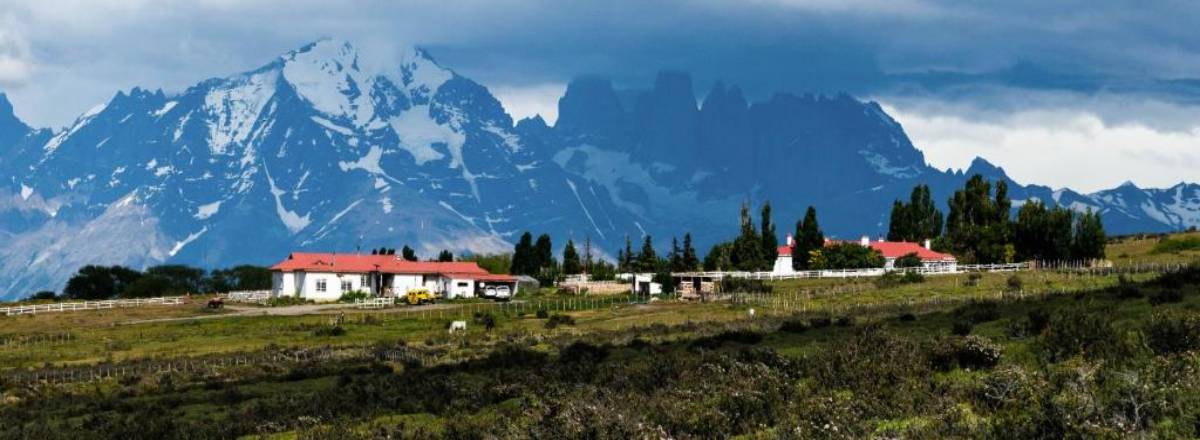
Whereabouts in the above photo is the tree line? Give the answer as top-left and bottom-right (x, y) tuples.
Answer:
(36, 264), (273, 301)
(892, 175), (1107, 264)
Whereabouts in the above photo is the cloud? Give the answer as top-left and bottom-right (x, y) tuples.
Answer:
(490, 83), (567, 124)
(882, 102), (1200, 192)
(2, 0), (1199, 193)
(0, 15), (33, 87)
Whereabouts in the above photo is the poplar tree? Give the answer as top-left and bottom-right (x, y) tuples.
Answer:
(793, 206), (824, 270)
(562, 240), (581, 274)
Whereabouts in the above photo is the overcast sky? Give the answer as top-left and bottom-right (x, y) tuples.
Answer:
(1, 0), (1198, 192)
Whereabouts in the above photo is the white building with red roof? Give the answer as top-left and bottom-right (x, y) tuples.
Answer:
(270, 252), (517, 302)
(772, 235), (957, 274)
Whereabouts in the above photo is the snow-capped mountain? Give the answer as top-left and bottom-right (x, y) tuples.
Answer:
(0, 39), (636, 297)
(0, 39), (1196, 299)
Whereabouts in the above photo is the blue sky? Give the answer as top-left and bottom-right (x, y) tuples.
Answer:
(1, 0), (1198, 192)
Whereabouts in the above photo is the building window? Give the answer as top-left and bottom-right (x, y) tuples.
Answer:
(457, 282), (469, 288)
(361, 275), (368, 286)
(341, 280), (353, 292)
(316, 279), (327, 292)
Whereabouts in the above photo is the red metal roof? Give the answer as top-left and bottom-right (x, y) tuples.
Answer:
(866, 241), (956, 261)
(443, 273), (518, 282)
(776, 245), (793, 256)
(782, 240), (956, 261)
(270, 252), (496, 275)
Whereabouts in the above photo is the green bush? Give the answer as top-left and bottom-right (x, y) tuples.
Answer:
(1148, 289), (1183, 306)
(1150, 236), (1200, 254)
(874, 271), (926, 288)
(1116, 284), (1143, 300)
(1146, 311), (1200, 355)
(1006, 274), (1024, 291)
(779, 319), (810, 333)
(965, 273), (983, 287)
(535, 308), (549, 319)
(338, 290), (370, 303)
(954, 300), (1001, 324)
(951, 320), (973, 336)
(544, 314), (575, 329)
(312, 325), (346, 337)
(1040, 307), (1122, 361)
(930, 335), (1002, 371)
(809, 315), (832, 328)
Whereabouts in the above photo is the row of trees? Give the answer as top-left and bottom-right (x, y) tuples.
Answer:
(703, 203), (782, 271)
(917, 175), (1107, 264)
(511, 233), (619, 283)
(369, 246), (454, 262)
(53, 264), (271, 300)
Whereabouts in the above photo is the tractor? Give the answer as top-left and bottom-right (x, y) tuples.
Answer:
(404, 288), (437, 305)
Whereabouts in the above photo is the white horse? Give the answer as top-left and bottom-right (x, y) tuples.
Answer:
(448, 320), (468, 333)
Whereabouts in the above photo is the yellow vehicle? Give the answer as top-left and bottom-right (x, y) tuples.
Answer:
(404, 288), (438, 305)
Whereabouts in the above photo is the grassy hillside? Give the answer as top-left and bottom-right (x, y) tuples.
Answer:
(0, 232), (1198, 438)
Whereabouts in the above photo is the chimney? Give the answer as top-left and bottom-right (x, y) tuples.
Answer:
(786, 234), (794, 246)
(860, 235), (870, 247)
(923, 239), (932, 250)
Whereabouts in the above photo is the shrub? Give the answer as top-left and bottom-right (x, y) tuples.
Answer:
(1148, 289), (1183, 306)
(930, 335), (1002, 371)
(544, 314), (576, 329)
(835, 316), (854, 327)
(1006, 274), (1024, 291)
(535, 308), (549, 319)
(1025, 309), (1051, 335)
(955, 300), (1001, 324)
(874, 271), (926, 288)
(899, 312), (917, 322)
(1150, 236), (1200, 254)
(1116, 285), (1143, 300)
(779, 319), (810, 333)
(690, 330), (764, 349)
(719, 278), (772, 294)
(1040, 307), (1121, 361)
(809, 315), (832, 328)
(338, 290), (370, 303)
(951, 320), (973, 336)
(312, 325), (346, 337)
(1146, 311), (1200, 355)
(965, 273), (983, 287)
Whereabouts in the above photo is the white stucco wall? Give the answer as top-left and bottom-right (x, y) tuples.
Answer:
(293, 272), (368, 302)
(444, 278), (475, 299)
(272, 272), (297, 297)
(772, 255), (794, 274)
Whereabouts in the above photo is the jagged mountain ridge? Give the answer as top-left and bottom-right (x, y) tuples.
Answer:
(0, 39), (638, 297)
(0, 39), (1196, 299)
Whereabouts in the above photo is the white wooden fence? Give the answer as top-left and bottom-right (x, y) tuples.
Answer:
(673, 263), (1030, 281)
(354, 297), (396, 309)
(1, 296), (185, 316)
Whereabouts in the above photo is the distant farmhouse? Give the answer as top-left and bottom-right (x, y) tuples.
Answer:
(773, 235), (957, 274)
(270, 253), (517, 302)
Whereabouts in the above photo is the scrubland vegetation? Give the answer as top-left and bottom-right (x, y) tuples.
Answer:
(0, 233), (1197, 438)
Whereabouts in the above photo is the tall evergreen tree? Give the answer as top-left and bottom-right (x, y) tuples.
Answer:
(437, 250), (454, 262)
(1072, 209), (1106, 261)
(582, 236), (594, 275)
(534, 234), (555, 269)
(621, 235), (635, 272)
(681, 233), (700, 271)
(637, 235), (658, 272)
(562, 240), (582, 275)
(760, 202), (778, 266)
(946, 175), (1013, 263)
(888, 184), (943, 242)
(510, 232), (535, 275)
(669, 237), (684, 272)
(731, 202), (765, 271)
(401, 245), (418, 262)
(793, 206), (824, 270)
